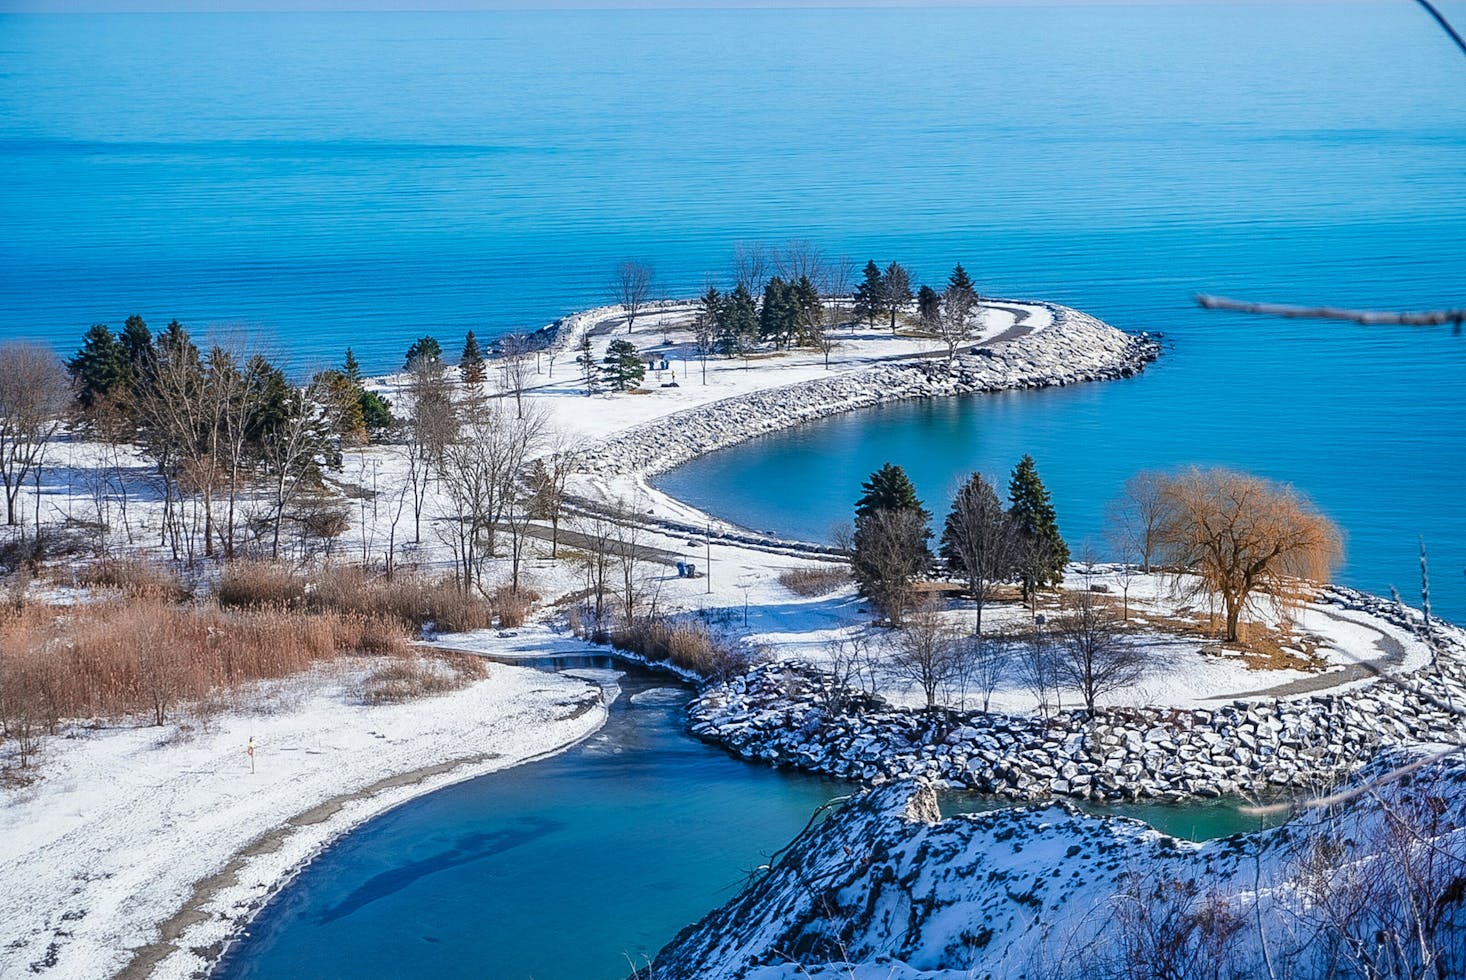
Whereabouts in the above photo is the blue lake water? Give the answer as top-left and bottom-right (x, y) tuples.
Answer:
(3, 9), (1465, 965)
(3, 5), (1464, 616)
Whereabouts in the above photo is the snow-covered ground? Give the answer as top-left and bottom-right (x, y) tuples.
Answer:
(5, 295), (1437, 977)
(648, 753), (1466, 980)
(736, 566), (1434, 713)
(0, 656), (606, 980)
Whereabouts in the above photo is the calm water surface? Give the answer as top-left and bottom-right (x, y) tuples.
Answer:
(4, 5), (1463, 616)
(215, 662), (849, 980)
(217, 660), (1270, 980)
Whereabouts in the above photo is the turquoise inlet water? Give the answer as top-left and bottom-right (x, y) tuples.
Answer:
(214, 662), (850, 980)
(216, 661), (1269, 980)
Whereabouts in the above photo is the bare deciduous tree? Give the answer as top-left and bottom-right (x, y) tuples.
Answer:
(0, 342), (69, 528)
(852, 508), (931, 626)
(1051, 589), (1142, 713)
(1107, 470), (1167, 573)
(819, 633), (878, 712)
(1155, 466), (1343, 643)
(435, 401), (545, 596)
(731, 242), (768, 294)
(526, 440), (575, 559)
(574, 512), (617, 629)
(883, 603), (965, 711)
(1014, 621), (1060, 718)
(262, 375), (342, 559)
(774, 238), (824, 285)
(941, 472), (1017, 635)
(613, 261), (654, 334)
(934, 284), (977, 370)
(498, 332), (534, 419)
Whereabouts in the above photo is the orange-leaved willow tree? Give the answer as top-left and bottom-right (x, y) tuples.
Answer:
(1154, 467), (1343, 643)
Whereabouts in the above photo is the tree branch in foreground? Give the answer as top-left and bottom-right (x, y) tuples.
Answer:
(1196, 294), (1465, 327)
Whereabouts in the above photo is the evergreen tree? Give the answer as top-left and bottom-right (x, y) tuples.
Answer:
(342, 347), (362, 384)
(722, 284), (759, 358)
(759, 276), (798, 347)
(791, 275), (823, 345)
(852, 462), (932, 624)
(1008, 454), (1069, 597)
(948, 263), (976, 297)
(403, 336), (442, 371)
(853, 260), (884, 328)
(459, 331), (486, 385)
(856, 462), (930, 522)
(69, 324), (130, 409)
(917, 285), (941, 329)
(120, 315), (152, 385)
(883, 262), (913, 332)
(359, 389), (394, 436)
(576, 335), (601, 396)
(602, 338), (646, 392)
(156, 320), (197, 363)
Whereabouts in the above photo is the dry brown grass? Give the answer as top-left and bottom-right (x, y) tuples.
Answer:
(353, 654), (487, 704)
(217, 560), (305, 609)
(76, 558), (191, 601)
(611, 616), (756, 680)
(218, 561), (493, 633)
(487, 586), (539, 628)
(778, 564), (853, 597)
(0, 599), (412, 743)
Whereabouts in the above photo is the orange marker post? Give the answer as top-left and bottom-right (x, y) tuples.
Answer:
(247, 736), (255, 774)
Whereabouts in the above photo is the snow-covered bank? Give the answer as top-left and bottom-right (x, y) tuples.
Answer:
(647, 752), (1466, 979)
(576, 303), (1158, 482)
(0, 662), (607, 980)
(689, 588), (1466, 803)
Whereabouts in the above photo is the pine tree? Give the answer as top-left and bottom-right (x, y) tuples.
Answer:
(404, 336), (442, 371)
(69, 324), (131, 409)
(1008, 454), (1069, 598)
(948, 263), (976, 297)
(856, 462), (930, 522)
(791, 275), (822, 345)
(722, 284), (759, 358)
(853, 260), (884, 328)
(459, 331), (486, 385)
(576, 335), (600, 396)
(917, 285), (941, 329)
(359, 389), (394, 436)
(852, 462), (932, 624)
(120, 315), (152, 385)
(343, 347), (362, 384)
(759, 276), (797, 347)
(602, 338), (646, 392)
(884, 262), (913, 333)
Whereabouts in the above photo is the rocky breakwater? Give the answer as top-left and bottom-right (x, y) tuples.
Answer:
(689, 589), (1466, 803)
(577, 302), (1160, 479)
(644, 754), (1466, 980)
